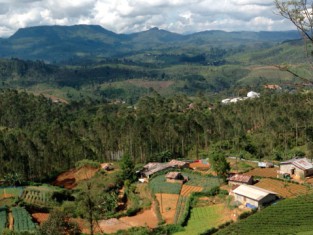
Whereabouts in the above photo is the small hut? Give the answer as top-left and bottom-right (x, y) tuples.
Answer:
(165, 172), (188, 184)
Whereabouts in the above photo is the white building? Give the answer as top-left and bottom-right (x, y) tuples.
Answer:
(232, 185), (277, 208)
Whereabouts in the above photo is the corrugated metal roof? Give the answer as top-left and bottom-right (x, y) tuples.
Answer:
(228, 174), (252, 183)
(293, 158), (313, 170)
(233, 185), (277, 201)
(281, 158), (313, 170)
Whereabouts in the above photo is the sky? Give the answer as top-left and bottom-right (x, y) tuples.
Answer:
(0, 0), (295, 37)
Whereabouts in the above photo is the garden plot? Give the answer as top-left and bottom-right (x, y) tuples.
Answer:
(0, 187), (24, 199)
(175, 204), (228, 235)
(180, 185), (203, 197)
(21, 185), (61, 207)
(11, 207), (37, 233)
(0, 207), (7, 234)
(155, 193), (179, 224)
(245, 168), (278, 178)
(255, 178), (311, 198)
(149, 175), (182, 194)
(183, 172), (220, 191)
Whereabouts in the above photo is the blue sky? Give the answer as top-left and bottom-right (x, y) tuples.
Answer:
(0, 0), (295, 37)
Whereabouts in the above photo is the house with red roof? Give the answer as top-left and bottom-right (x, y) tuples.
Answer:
(228, 174), (254, 187)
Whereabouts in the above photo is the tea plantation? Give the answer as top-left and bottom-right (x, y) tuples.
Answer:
(216, 194), (313, 235)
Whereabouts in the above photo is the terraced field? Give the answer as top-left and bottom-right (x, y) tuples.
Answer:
(255, 178), (311, 198)
(245, 168), (278, 178)
(216, 193), (313, 235)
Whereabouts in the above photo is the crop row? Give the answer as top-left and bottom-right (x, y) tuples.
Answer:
(149, 175), (182, 194)
(12, 207), (37, 232)
(21, 188), (53, 207)
(216, 194), (313, 235)
(0, 207), (7, 234)
(174, 196), (188, 224)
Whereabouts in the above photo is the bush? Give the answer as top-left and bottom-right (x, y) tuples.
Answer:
(238, 209), (257, 220)
(199, 227), (218, 235)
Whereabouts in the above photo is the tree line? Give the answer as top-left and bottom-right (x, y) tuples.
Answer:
(0, 89), (313, 181)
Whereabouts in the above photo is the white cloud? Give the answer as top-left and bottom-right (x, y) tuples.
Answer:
(0, 0), (296, 37)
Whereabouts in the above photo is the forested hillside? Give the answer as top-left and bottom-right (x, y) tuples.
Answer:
(0, 25), (300, 63)
(1, 89), (313, 181)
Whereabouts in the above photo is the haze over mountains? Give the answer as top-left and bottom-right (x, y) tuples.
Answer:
(0, 24), (301, 63)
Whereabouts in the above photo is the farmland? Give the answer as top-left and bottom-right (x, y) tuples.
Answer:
(254, 178), (312, 198)
(0, 207), (7, 234)
(174, 204), (229, 235)
(216, 193), (313, 235)
(21, 185), (62, 207)
(0, 187), (24, 199)
(155, 193), (179, 224)
(12, 207), (37, 233)
(245, 168), (278, 178)
(183, 172), (220, 191)
(149, 175), (182, 194)
(180, 185), (203, 197)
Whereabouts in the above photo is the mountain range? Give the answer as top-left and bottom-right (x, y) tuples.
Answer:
(0, 24), (301, 63)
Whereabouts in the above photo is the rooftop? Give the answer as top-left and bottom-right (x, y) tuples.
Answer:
(233, 184), (277, 201)
(228, 174), (252, 183)
(281, 158), (313, 170)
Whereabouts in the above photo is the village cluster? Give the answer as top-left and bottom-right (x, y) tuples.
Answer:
(138, 157), (313, 209)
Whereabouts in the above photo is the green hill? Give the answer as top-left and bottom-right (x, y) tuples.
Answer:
(0, 25), (301, 63)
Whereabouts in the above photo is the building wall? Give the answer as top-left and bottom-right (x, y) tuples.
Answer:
(306, 168), (313, 177)
(234, 194), (259, 207)
(259, 194), (277, 206)
(280, 164), (305, 178)
(234, 193), (276, 208)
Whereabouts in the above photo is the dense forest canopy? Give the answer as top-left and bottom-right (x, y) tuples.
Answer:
(0, 89), (313, 181)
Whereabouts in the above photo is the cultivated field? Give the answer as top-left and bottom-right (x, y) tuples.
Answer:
(11, 207), (37, 233)
(149, 175), (182, 194)
(216, 193), (313, 235)
(0, 207), (7, 234)
(180, 185), (203, 197)
(245, 168), (278, 178)
(175, 204), (230, 235)
(184, 172), (220, 191)
(0, 187), (24, 199)
(155, 193), (179, 224)
(255, 178), (311, 198)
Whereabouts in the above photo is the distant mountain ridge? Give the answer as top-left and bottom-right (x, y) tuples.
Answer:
(0, 24), (301, 63)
